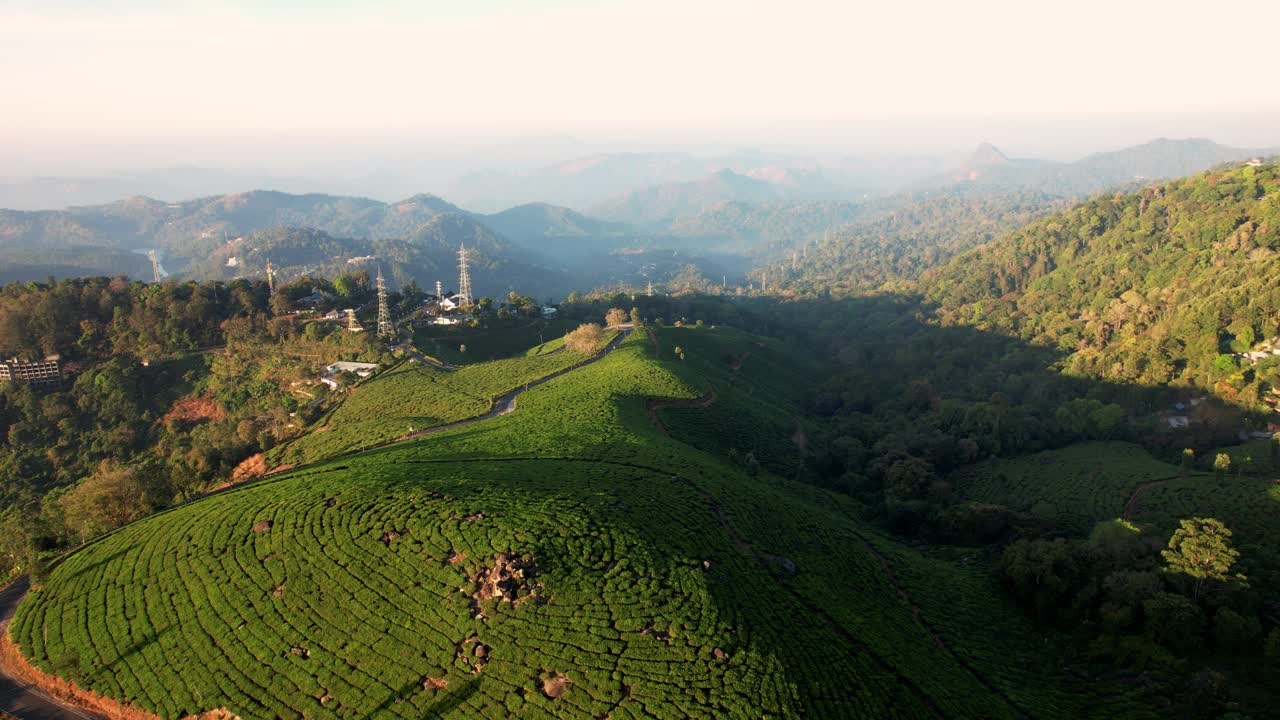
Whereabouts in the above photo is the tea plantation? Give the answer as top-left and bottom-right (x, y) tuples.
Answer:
(952, 442), (1209, 534)
(269, 331), (616, 467)
(955, 441), (1280, 592)
(14, 330), (1159, 718)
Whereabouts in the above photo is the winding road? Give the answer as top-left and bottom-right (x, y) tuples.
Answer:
(0, 578), (103, 720)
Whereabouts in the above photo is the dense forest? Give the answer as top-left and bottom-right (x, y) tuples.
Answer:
(924, 164), (1280, 411)
(0, 274), (394, 579)
(758, 190), (1067, 294)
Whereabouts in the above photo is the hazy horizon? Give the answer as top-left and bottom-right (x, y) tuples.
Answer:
(4, 0), (1280, 210)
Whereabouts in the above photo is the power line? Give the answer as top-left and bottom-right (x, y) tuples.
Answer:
(148, 250), (162, 283)
(376, 266), (394, 338)
(457, 243), (473, 307)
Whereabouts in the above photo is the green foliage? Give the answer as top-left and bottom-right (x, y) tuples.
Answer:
(1161, 517), (1246, 597)
(1214, 453), (1232, 475)
(1211, 607), (1261, 653)
(1055, 399), (1125, 440)
(924, 164), (1280, 407)
(1143, 592), (1203, 651)
(998, 539), (1081, 625)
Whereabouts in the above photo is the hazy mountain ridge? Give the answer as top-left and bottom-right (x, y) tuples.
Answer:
(932, 138), (1273, 195)
(590, 169), (791, 226)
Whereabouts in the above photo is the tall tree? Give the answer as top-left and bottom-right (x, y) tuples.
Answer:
(1161, 517), (1246, 600)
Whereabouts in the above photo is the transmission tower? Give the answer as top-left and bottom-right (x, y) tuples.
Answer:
(457, 243), (474, 307)
(265, 258), (275, 293)
(346, 309), (362, 332)
(376, 266), (394, 338)
(148, 250), (162, 283)
(435, 280), (443, 301)
(646, 280), (654, 297)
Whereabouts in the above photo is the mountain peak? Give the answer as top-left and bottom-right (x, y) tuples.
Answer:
(968, 143), (1010, 166)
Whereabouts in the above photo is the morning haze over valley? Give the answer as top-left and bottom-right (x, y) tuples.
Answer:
(0, 1), (1278, 719)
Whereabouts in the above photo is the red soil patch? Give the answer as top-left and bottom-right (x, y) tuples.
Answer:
(162, 397), (227, 425)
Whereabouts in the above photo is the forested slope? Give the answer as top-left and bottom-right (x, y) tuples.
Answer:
(924, 162), (1280, 406)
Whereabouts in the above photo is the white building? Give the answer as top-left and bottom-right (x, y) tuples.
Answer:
(320, 361), (380, 389)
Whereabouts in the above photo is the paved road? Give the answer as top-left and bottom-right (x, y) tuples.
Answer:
(0, 578), (104, 720)
(398, 326), (632, 442)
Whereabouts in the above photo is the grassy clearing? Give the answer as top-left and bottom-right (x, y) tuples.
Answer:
(17, 329), (1157, 719)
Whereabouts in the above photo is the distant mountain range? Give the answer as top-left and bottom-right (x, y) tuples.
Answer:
(0, 137), (1273, 294)
(591, 169), (791, 226)
(0, 189), (737, 297)
(928, 138), (1273, 195)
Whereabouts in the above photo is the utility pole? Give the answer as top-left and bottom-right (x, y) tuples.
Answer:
(457, 243), (474, 307)
(148, 250), (162, 283)
(376, 266), (394, 339)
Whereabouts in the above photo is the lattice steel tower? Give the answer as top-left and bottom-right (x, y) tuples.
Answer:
(265, 258), (275, 293)
(148, 250), (162, 283)
(456, 243), (474, 307)
(376, 266), (394, 338)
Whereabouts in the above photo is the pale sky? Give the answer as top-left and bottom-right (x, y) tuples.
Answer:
(4, 0), (1278, 143)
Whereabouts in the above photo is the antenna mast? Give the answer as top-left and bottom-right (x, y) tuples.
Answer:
(376, 266), (394, 338)
(457, 243), (473, 307)
(148, 250), (162, 283)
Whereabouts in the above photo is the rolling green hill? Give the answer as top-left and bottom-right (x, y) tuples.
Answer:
(10, 328), (1155, 719)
